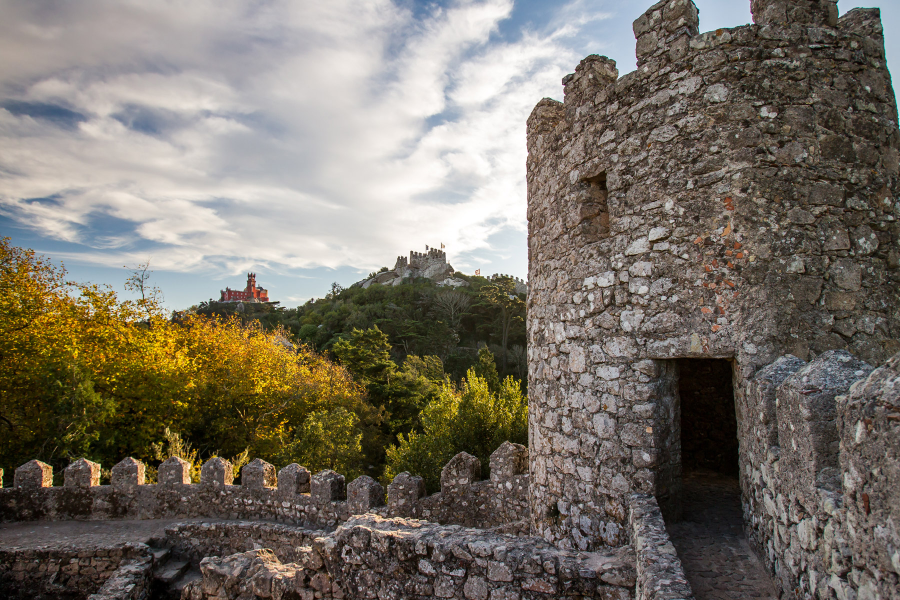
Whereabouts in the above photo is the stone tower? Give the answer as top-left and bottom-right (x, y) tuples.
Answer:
(526, 0), (899, 550)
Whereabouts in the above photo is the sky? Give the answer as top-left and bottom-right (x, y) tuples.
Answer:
(1, 0), (898, 310)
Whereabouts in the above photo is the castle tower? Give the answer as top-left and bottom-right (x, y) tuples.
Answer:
(526, 0), (899, 551)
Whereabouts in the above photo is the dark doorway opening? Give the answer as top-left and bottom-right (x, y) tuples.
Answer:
(678, 358), (738, 476)
(666, 359), (776, 600)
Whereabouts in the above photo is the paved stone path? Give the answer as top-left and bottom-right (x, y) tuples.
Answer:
(0, 518), (204, 550)
(666, 470), (778, 600)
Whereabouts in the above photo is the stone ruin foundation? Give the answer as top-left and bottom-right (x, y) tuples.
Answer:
(2, 0), (900, 598)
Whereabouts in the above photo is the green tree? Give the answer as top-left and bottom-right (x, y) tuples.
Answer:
(478, 277), (525, 372)
(473, 346), (500, 395)
(277, 408), (364, 478)
(332, 326), (396, 387)
(385, 369), (527, 492)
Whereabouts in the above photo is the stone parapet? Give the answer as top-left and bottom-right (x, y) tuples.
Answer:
(628, 494), (692, 600)
(838, 351), (900, 600)
(740, 351), (900, 600)
(383, 444), (530, 530)
(183, 515), (637, 600)
(1, 449), (529, 532)
(776, 350), (873, 507)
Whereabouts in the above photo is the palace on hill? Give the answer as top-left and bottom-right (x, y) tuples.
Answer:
(219, 273), (270, 302)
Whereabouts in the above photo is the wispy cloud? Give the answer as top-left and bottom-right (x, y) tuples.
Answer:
(0, 0), (606, 279)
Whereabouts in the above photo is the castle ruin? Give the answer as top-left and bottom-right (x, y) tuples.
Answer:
(1, 1), (899, 599)
(355, 248), (458, 288)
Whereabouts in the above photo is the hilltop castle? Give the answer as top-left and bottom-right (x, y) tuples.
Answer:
(355, 247), (460, 288)
(219, 273), (270, 303)
(355, 248), (529, 293)
(1, 2), (898, 600)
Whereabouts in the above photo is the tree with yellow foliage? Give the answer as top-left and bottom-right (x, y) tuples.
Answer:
(0, 238), (374, 482)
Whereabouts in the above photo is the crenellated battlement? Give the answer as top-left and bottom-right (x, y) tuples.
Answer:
(527, 0), (899, 559)
(0, 443), (530, 532)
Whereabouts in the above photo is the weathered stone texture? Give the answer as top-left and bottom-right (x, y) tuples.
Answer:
(628, 494), (692, 600)
(65, 458), (101, 488)
(111, 457), (145, 490)
(776, 350), (873, 503)
(14, 459), (52, 489)
(242, 458), (276, 490)
(0, 542), (150, 600)
(200, 456), (232, 487)
(527, 0), (899, 554)
(182, 515), (636, 600)
(739, 351), (900, 600)
(838, 350), (900, 600)
(347, 475), (385, 516)
(87, 556), (152, 600)
(164, 521), (327, 565)
(159, 456), (191, 486)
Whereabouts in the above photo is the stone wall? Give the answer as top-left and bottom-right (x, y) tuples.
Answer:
(163, 521), (327, 564)
(627, 494), (693, 600)
(0, 446), (529, 534)
(183, 515), (637, 600)
(837, 350), (900, 600)
(526, 0), (900, 551)
(0, 542), (150, 600)
(0, 458), (355, 529)
(87, 557), (153, 600)
(383, 443), (530, 534)
(741, 349), (900, 600)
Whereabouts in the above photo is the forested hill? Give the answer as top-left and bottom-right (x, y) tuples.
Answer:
(1, 239), (527, 493)
(195, 274), (527, 383)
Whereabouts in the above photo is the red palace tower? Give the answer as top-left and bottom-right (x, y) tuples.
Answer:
(220, 273), (269, 303)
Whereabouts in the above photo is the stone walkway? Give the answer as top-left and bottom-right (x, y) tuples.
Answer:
(665, 470), (778, 600)
(0, 518), (204, 550)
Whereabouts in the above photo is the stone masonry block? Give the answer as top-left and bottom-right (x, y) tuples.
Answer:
(347, 475), (385, 515)
(201, 457), (233, 487)
(14, 460), (52, 489)
(633, 0), (698, 58)
(64, 458), (101, 487)
(111, 457), (146, 489)
(489, 442), (528, 483)
(387, 472), (426, 516)
(751, 0), (838, 27)
(777, 350), (873, 502)
(838, 350), (900, 583)
(159, 456), (192, 486)
(745, 355), (807, 449)
(311, 470), (345, 503)
(242, 458), (276, 489)
(277, 463), (310, 495)
(441, 452), (481, 492)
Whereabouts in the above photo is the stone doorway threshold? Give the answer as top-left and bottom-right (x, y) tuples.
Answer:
(666, 470), (778, 600)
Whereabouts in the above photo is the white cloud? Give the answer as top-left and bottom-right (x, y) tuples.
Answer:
(0, 0), (606, 277)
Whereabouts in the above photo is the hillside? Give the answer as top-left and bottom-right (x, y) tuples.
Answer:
(196, 271), (527, 383)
